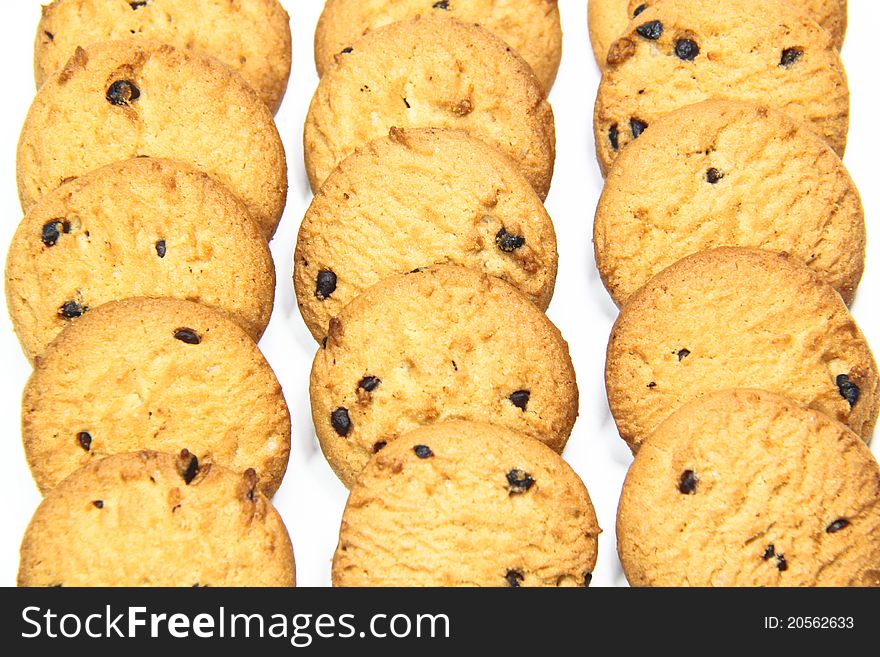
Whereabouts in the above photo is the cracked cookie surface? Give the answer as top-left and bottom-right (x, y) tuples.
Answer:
(333, 421), (599, 587)
(315, 0), (562, 92)
(17, 40), (287, 238)
(23, 297), (290, 496)
(605, 248), (879, 451)
(19, 450), (296, 587)
(304, 15), (555, 199)
(594, 100), (864, 307)
(35, 0), (291, 112)
(6, 157), (275, 361)
(310, 266), (578, 488)
(295, 128), (557, 341)
(593, 0), (849, 174)
(617, 389), (880, 587)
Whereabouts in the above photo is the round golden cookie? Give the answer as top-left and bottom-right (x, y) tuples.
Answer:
(304, 15), (556, 200)
(333, 421), (600, 587)
(295, 127), (558, 341)
(593, 0), (849, 175)
(588, 0), (847, 67)
(34, 0), (292, 113)
(23, 297), (291, 496)
(310, 266), (578, 488)
(594, 100), (865, 307)
(17, 40), (287, 238)
(605, 248), (879, 451)
(18, 450), (296, 587)
(314, 0), (563, 92)
(6, 157), (275, 362)
(618, 389), (880, 587)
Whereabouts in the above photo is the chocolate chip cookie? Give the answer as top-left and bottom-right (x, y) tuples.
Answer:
(594, 100), (864, 307)
(19, 450), (296, 587)
(618, 389), (880, 587)
(23, 297), (291, 496)
(295, 127), (558, 341)
(310, 266), (578, 488)
(6, 157), (275, 362)
(333, 421), (600, 586)
(605, 248), (879, 451)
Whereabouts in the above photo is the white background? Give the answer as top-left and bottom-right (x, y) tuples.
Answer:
(0, 1), (877, 587)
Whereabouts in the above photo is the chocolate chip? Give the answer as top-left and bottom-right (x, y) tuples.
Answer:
(826, 518), (850, 533)
(505, 569), (524, 587)
(92, 500), (104, 508)
(59, 300), (87, 319)
(41, 219), (70, 246)
(630, 118), (648, 139)
(674, 38), (699, 61)
(496, 228), (526, 252)
(106, 79), (140, 106)
(509, 390), (530, 411)
(44, 31), (54, 41)
(322, 337), (328, 349)
(836, 374), (860, 407)
(403, 97), (411, 109)
(414, 444), (434, 459)
(609, 123), (620, 150)
(129, 0), (148, 8)
(583, 572), (593, 587)
(173, 328), (200, 345)
(373, 441), (387, 453)
(763, 545), (776, 560)
(647, 382), (657, 388)
(706, 168), (724, 184)
(359, 376), (381, 392)
(678, 470), (698, 494)
(155, 239), (166, 258)
(636, 20), (663, 40)
(780, 47), (804, 68)
(677, 348), (691, 361)
(77, 432), (92, 451)
(506, 469), (535, 494)
(331, 408), (352, 436)
(180, 450), (199, 485)
(316, 270), (337, 300)
(633, 3), (648, 17)
(776, 554), (788, 572)
(433, 0), (450, 8)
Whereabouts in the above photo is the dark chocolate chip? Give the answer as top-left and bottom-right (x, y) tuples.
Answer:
(647, 382), (657, 388)
(836, 374), (860, 407)
(340, 47), (353, 54)
(316, 270), (338, 300)
(44, 31), (54, 41)
(496, 228), (526, 252)
(106, 79), (141, 106)
(322, 337), (328, 349)
(92, 500), (104, 509)
(509, 390), (530, 411)
(173, 328), (200, 345)
(630, 118), (648, 139)
(763, 544), (776, 560)
(505, 569), (524, 587)
(609, 123), (620, 150)
(776, 554), (788, 572)
(677, 348), (691, 361)
(155, 239), (166, 258)
(826, 518), (850, 533)
(779, 47), (804, 68)
(359, 376), (381, 392)
(433, 0), (450, 9)
(636, 20), (663, 40)
(77, 432), (92, 451)
(403, 97), (411, 109)
(674, 38), (699, 61)
(678, 470), (698, 494)
(414, 444), (434, 459)
(373, 441), (387, 453)
(706, 168), (724, 184)
(41, 220), (70, 246)
(506, 469), (535, 494)
(59, 300), (87, 319)
(583, 572), (593, 587)
(331, 408), (352, 437)
(633, 4), (648, 17)
(181, 452), (199, 485)
(129, 0), (148, 8)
